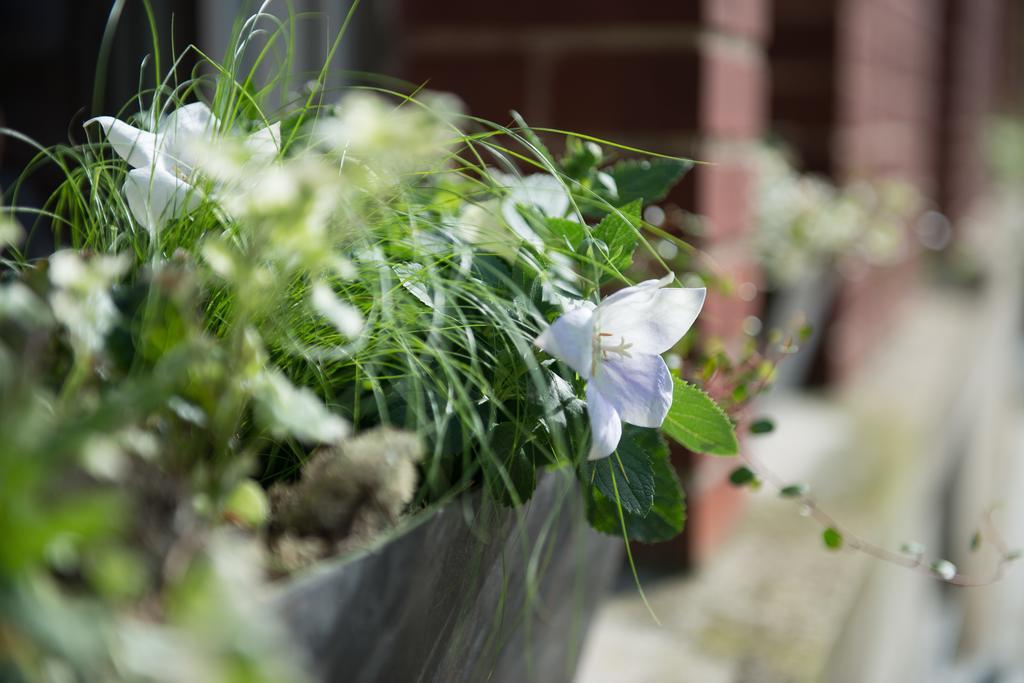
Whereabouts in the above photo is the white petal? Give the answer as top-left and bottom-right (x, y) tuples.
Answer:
(160, 102), (218, 173)
(123, 168), (200, 234)
(533, 301), (595, 378)
(500, 200), (543, 246)
(516, 173), (571, 219)
(311, 282), (364, 337)
(252, 370), (349, 444)
(493, 171), (569, 246)
(601, 273), (674, 306)
(455, 201), (520, 262)
(587, 382), (622, 460)
(246, 121), (282, 160)
(85, 116), (160, 170)
(159, 102), (215, 137)
(597, 276), (705, 356)
(591, 354), (673, 428)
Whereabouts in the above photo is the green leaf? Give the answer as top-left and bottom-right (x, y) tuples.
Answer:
(511, 111), (557, 168)
(900, 541), (925, 556)
(661, 377), (739, 455)
(779, 483), (808, 498)
(587, 425), (656, 516)
(393, 263), (433, 308)
(728, 466), (756, 486)
(546, 216), (586, 249)
(485, 423), (537, 506)
(823, 527), (843, 550)
(560, 137), (603, 178)
(608, 157), (692, 205)
(591, 199), (642, 272)
(749, 418), (774, 435)
(585, 430), (686, 543)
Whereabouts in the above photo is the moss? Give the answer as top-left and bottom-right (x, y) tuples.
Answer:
(268, 427), (423, 571)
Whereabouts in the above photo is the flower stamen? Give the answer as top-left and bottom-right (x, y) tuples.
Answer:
(592, 331), (634, 373)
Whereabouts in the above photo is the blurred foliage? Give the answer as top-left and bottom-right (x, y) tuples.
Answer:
(753, 146), (921, 288)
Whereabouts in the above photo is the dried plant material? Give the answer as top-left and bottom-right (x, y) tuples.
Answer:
(268, 428), (424, 570)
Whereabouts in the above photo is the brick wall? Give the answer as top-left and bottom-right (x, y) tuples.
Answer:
(771, 0), (948, 380)
(771, 0), (1014, 380)
(830, 0), (944, 377)
(770, 0), (838, 176)
(835, 0), (944, 190)
(938, 0), (1005, 224)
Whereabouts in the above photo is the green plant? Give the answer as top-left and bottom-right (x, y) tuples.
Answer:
(0, 3), (745, 680)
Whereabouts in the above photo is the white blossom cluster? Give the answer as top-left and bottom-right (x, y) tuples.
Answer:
(80, 93), (470, 450)
(754, 147), (920, 287)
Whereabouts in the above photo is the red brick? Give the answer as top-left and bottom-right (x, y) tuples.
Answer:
(401, 1), (703, 26)
(773, 0), (838, 27)
(550, 51), (701, 133)
(704, 0), (771, 42)
(696, 160), (754, 242)
(700, 47), (767, 138)
(688, 463), (749, 563)
(403, 0), (769, 43)
(697, 256), (763, 346)
(406, 52), (530, 124)
(936, 0), (1004, 222)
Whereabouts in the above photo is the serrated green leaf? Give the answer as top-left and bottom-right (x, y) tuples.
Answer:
(823, 527), (843, 550)
(546, 216), (587, 250)
(591, 199), (642, 272)
(587, 425), (656, 516)
(585, 430), (685, 543)
(608, 157), (692, 205)
(661, 377), (739, 455)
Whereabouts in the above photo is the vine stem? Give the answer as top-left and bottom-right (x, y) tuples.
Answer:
(693, 318), (1018, 586)
(738, 445), (1017, 587)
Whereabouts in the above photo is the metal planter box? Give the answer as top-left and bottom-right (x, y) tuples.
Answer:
(275, 472), (620, 683)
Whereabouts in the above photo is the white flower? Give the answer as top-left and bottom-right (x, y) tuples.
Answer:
(315, 91), (463, 178)
(490, 171), (582, 305)
(0, 281), (52, 327)
(453, 199), (521, 262)
(311, 281), (364, 338)
(0, 215), (21, 248)
(250, 369), (349, 444)
(491, 171), (574, 247)
(534, 274), (705, 460)
(85, 103), (280, 233)
(48, 250), (130, 355)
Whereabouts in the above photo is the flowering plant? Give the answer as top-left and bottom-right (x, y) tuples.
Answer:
(0, 7), (741, 682)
